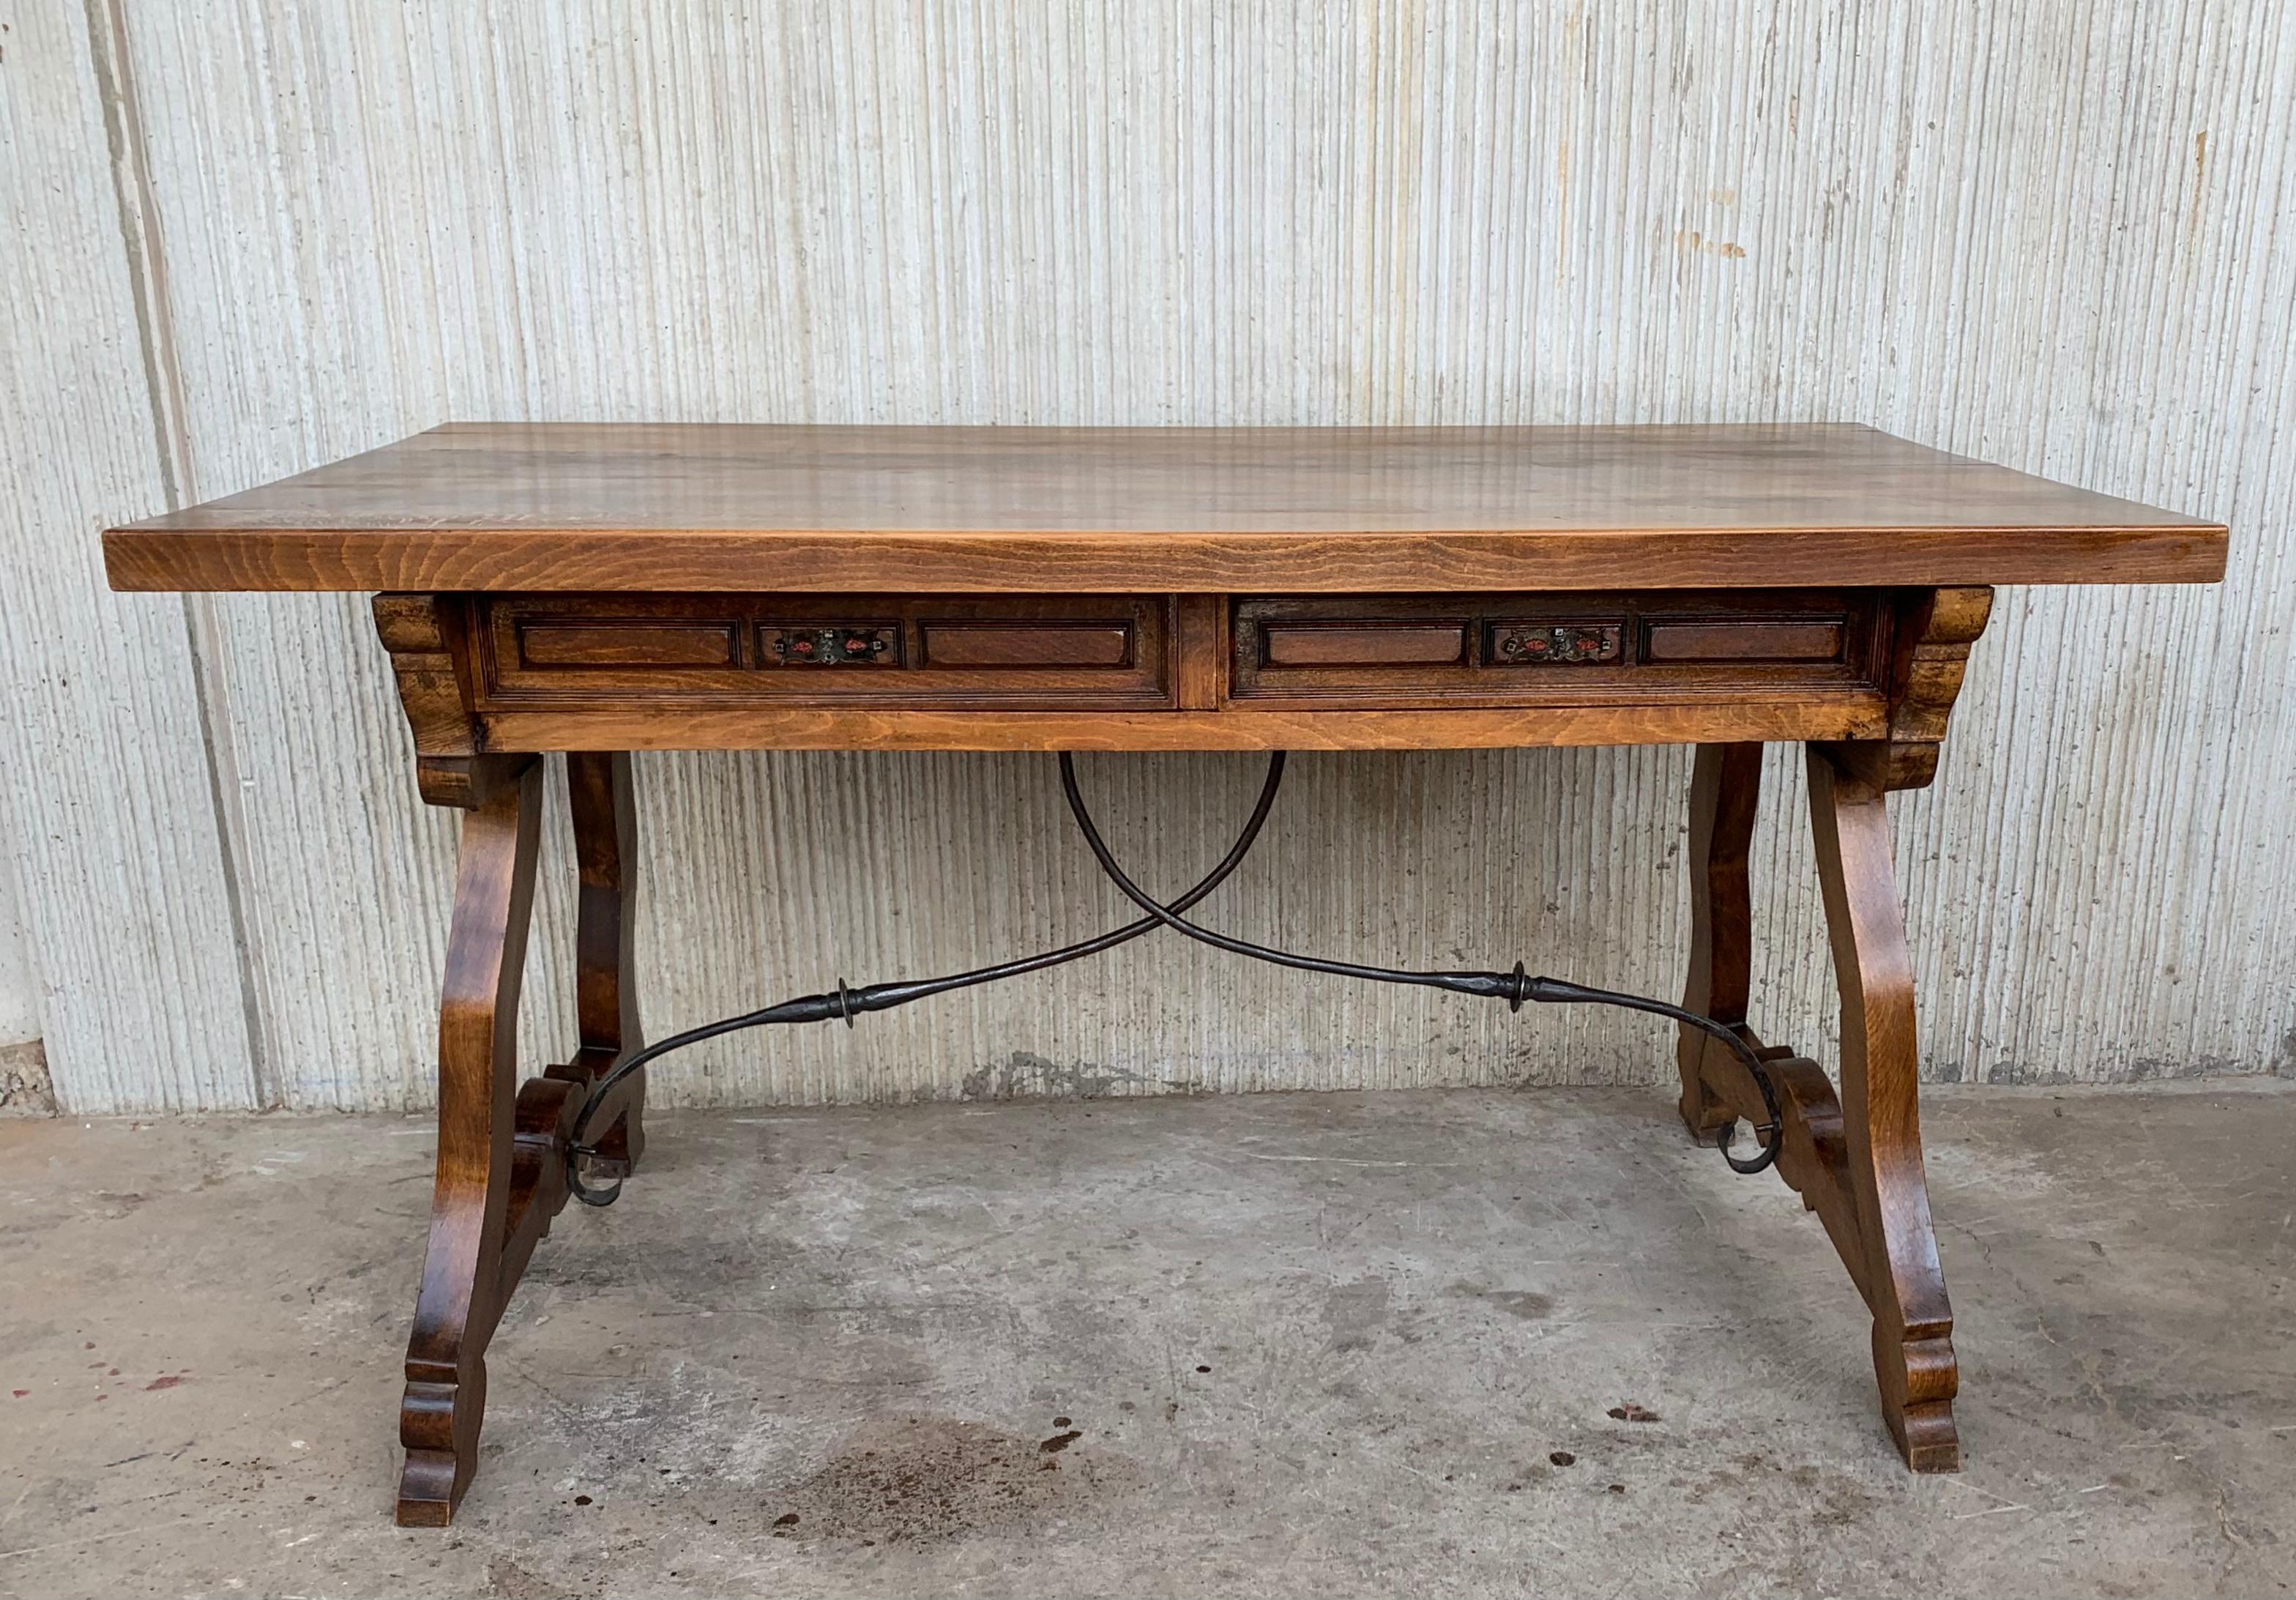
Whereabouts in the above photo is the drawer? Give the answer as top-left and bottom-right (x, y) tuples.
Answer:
(1231, 591), (1885, 706)
(477, 594), (1172, 709)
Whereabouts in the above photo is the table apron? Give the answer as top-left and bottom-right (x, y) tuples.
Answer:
(471, 699), (1891, 752)
(376, 585), (1985, 786)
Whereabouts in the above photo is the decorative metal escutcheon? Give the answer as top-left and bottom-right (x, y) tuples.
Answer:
(761, 625), (901, 666)
(1488, 621), (1624, 665)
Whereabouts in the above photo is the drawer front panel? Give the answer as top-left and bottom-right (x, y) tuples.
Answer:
(518, 620), (740, 669)
(920, 622), (1135, 669)
(1261, 623), (1469, 666)
(1641, 618), (1846, 663)
(1232, 591), (1882, 706)
(480, 594), (1171, 708)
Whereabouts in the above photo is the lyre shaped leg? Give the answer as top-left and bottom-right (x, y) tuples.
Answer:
(396, 760), (543, 1525)
(1672, 741), (1961, 1470)
(559, 751), (645, 1174)
(1677, 743), (1763, 1142)
(1808, 745), (1960, 1470)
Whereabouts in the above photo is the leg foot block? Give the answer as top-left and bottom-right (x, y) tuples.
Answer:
(395, 1374), (484, 1526)
(1879, 1326), (1961, 1472)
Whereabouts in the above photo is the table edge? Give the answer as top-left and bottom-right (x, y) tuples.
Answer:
(101, 523), (2232, 594)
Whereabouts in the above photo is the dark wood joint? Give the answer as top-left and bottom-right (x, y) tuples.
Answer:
(1174, 594), (1228, 710)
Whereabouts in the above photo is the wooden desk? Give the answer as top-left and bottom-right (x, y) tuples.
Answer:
(106, 423), (2226, 1525)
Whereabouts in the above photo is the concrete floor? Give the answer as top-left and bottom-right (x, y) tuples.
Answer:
(1, 1082), (2290, 1599)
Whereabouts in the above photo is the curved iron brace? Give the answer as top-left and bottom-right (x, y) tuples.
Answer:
(1053, 754), (1782, 1175)
(567, 751), (1781, 1205)
(566, 751), (1289, 1204)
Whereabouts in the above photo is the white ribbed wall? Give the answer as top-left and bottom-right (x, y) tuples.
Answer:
(3, 0), (2290, 1113)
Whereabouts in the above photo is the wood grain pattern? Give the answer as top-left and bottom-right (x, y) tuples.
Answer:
(103, 423), (2226, 595)
(472, 701), (1892, 753)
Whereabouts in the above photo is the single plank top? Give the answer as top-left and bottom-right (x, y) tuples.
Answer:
(105, 423), (2226, 595)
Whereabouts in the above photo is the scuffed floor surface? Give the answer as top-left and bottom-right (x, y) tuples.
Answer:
(1, 1083), (2292, 1598)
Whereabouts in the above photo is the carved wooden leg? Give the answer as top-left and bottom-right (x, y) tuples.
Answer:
(1807, 744), (1960, 1470)
(1671, 740), (1961, 1471)
(560, 751), (645, 1176)
(393, 751), (650, 1525)
(397, 759), (543, 1526)
(1677, 743), (1764, 1143)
